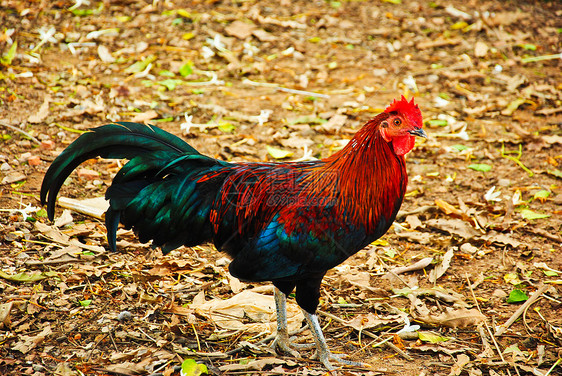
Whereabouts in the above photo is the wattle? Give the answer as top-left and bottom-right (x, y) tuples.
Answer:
(392, 135), (415, 156)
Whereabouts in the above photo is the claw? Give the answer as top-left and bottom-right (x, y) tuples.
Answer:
(312, 349), (367, 371)
(270, 333), (301, 358)
(304, 312), (367, 370)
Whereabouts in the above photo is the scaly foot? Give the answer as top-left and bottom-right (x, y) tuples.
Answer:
(304, 311), (369, 370)
(312, 348), (367, 371)
(271, 287), (314, 358)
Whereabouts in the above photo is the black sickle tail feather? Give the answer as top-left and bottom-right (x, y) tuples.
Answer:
(40, 122), (198, 221)
(40, 122), (232, 253)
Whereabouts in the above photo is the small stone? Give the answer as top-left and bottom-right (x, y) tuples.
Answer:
(474, 41), (488, 57)
(27, 156), (41, 166)
(2, 171), (26, 184)
(460, 243), (478, 254)
(77, 168), (99, 180)
(40, 140), (56, 150)
(20, 152), (32, 162)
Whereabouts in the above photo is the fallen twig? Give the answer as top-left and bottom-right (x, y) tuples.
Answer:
(494, 284), (549, 336)
(389, 257), (434, 276)
(0, 120), (41, 145)
(521, 53), (562, 63)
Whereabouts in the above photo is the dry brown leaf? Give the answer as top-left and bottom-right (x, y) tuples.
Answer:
(346, 312), (403, 331)
(60, 97), (105, 118)
(1, 171), (27, 184)
(486, 11), (526, 26)
(251, 29), (276, 42)
(279, 136), (314, 149)
(426, 218), (481, 240)
(131, 110), (159, 123)
(227, 274), (246, 293)
(341, 271), (370, 286)
(405, 214), (423, 230)
(190, 290), (304, 333)
(435, 199), (462, 216)
(542, 135), (562, 144)
(399, 287), (466, 305)
(450, 354), (471, 376)
(0, 302), (13, 328)
(395, 231), (432, 244)
(225, 20), (256, 39)
(428, 248), (454, 283)
(105, 362), (146, 375)
(54, 209), (74, 227)
(480, 231), (522, 248)
(321, 114), (347, 133)
(410, 342), (478, 356)
(148, 260), (196, 276)
(413, 306), (486, 329)
(98, 45), (116, 63)
(536, 106), (562, 115)
(12, 324), (52, 354)
(27, 95), (51, 123)
(35, 222), (105, 253)
(416, 38), (461, 50)
(219, 358), (295, 372)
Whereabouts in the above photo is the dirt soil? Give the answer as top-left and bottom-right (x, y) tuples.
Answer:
(1, 0), (561, 375)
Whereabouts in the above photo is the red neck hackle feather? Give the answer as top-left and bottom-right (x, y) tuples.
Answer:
(302, 111), (408, 233)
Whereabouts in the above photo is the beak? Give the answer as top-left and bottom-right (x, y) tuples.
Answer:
(408, 128), (427, 138)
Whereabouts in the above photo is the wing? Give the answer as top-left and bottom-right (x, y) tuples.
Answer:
(105, 152), (231, 253)
(205, 162), (372, 282)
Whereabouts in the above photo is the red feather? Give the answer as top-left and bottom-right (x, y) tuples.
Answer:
(300, 112), (407, 233)
(207, 97), (422, 239)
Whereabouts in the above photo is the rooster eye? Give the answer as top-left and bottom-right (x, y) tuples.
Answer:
(393, 118), (401, 126)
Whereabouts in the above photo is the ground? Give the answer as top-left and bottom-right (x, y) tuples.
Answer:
(0, 0), (561, 375)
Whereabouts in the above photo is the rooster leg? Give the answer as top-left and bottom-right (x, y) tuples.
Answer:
(304, 311), (366, 370)
(271, 287), (314, 357)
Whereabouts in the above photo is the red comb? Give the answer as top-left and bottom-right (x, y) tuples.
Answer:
(384, 95), (422, 128)
(384, 95), (419, 114)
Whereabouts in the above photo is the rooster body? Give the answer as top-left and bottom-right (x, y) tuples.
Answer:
(41, 96), (425, 369)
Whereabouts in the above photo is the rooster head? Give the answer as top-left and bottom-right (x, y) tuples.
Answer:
(380, 96), (426, 155)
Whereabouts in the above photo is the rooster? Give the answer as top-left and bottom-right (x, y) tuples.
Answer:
(41, 96), (425, 369)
